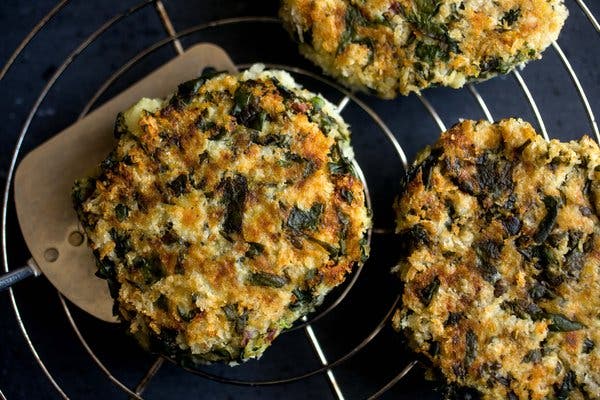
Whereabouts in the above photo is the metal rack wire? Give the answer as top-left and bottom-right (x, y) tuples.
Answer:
(1, 1), (599, 399)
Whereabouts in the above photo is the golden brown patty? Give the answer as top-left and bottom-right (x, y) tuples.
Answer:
(73, 65), (371, 364)
(392, 119), (600, 399)
(280, 0), (568, 98)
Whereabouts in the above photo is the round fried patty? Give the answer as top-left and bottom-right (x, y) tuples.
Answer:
(73, 65), (371, 364)
(280, 0), (568, 98)
(392, 119), (600, 399)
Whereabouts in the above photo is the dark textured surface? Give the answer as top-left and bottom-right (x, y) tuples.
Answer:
(0, 1), (599, 399)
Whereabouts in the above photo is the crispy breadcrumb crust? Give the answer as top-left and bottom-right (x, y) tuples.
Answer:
(393, 119), (600, 399)
(280, 0), (567, 98)
(73, 65), (370, 364)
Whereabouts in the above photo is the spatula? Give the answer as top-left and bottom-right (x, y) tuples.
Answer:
(0, 43), (237, 322)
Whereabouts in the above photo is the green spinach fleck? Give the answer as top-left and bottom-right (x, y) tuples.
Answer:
(245, 242), (265, 259)
(289, 288), (314, 311)
(555, 370), (576, 400)
(247, 271), (289, 288)
(522, 349), (542, 363)
(168, 174), (189, 197)
(583, 338), (595, 354)
(328, 142), (354, 176)
(110, 228), (131, 258)
(133, 254), (164, 285)
(534, 196), (559, 243)
(95, 256), (116, 280)
(232, 84), (266, 130)
(155, 294), (169, 311)
(287, 203), (324, 231)
(415, 42), (445, 64)
(223, 304), (248, 334)
(419, 276), (440, 307)
(464, 329), (478, 367)
(115, 204), (129, 222)
(340, 188), (354, 204)
(177, 305), (199, 322)
(311, 96), (325, 111)
(501, 8), (521, 27)
(546, 313), (585, 332)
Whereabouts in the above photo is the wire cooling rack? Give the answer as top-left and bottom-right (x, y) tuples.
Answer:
(1, 1), (599, 399)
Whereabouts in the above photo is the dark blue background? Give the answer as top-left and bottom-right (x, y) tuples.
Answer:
(1, 1), (599, 399)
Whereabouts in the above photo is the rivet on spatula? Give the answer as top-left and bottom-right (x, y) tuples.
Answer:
(68, 231), (84, 246)
(44, 248), (59, 262)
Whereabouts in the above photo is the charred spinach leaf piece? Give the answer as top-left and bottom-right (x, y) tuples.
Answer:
(289, 288), (314, 311)
(177, 306), (199, 322)
(546, 313), (585, 332)
(502, 216), (521, 235)
(287, 203), (324, 231)
(406, 0), (459, 63)
(475, 152), (514, 199)
(403, 147), (442, 190)
(415, 42), (446, 64)
(501, 8), (521, 26)
(114, 112), (127, 138)
(133, 254), (164, 285)
(398, 224), (430, 256)
(222, 304), (248, 335)
(328, 141), (355, 176)
(338, 5), (369, 54)
(534, 196), (559, 243)
(464, 330), (478, 367)
(555, 370), (576, 400)
(247, 272), (289, 288)
(474, 240), (502, 284)
(72, 178), (96, 208)
(522, 349), (542, 363)
(336, 209), (350, 257)
(340, 188), (354, 204)
(245, 242), (265, 259)
(149, 328), (180, 357)
(95, 256), (116, 280)
(480, 56), (513, 75)
(100, 151), (118, 173)
(502, 300), (585, 331)
(583, 338), (595, 354)
(220, 175), (248, 236)
(232, 83), (267, 130)
(529, 281), (556, 301)
(155, 294), (169, 311)
(168, 174), (189, 197)
(110, 228), (131, 258)
(250, 132), (290, 148)
(170, 68), (222, 108)
(419, 276), (440, 307)
(305, 235), (341, 259)
(115, 203), (129, 222)
(286, 202), (341, 258)
(444, 312), (464, 326)
(501, 300), (544, 320)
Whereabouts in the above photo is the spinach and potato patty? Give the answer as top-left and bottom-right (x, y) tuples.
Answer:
(393, 119), (600, 399)
(280, 0), (568, 98)
(73, 65), (371, 364)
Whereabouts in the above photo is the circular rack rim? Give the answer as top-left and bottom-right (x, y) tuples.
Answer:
(2, 1), (599, 399)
